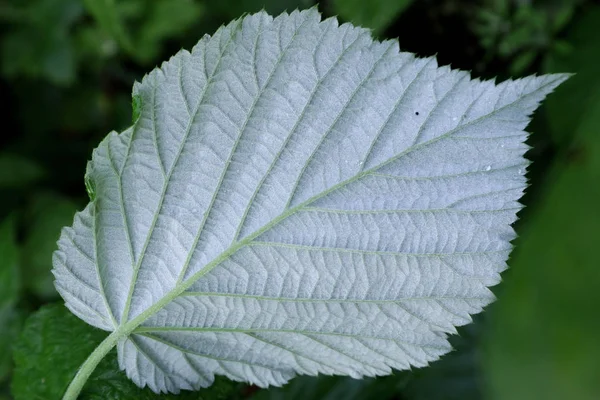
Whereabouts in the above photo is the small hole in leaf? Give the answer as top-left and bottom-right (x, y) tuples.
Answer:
(415, 111), (419, 115)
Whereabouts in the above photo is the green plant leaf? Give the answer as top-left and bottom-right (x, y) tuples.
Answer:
(81, 0), (134, 54)
(0, 217), (19, 306)
(486, 9), (600, 400)
(0, 306), (23, 383)
(0, 0), (83, 84)
(331, 0), (414, 34)
(11, 304), (240, 400)
(132, 0), (203, 63)
(544, 7), (600, 146)
(0, 216), (21, 382)
(52, 9), (567, 396)
(484, 100), (600, 400)
(83, 0), (204, 63)
(22, 193), (79, 299)
(0, 153), (45, 189)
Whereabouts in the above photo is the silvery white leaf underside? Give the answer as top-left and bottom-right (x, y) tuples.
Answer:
(52, 8), (568, 394)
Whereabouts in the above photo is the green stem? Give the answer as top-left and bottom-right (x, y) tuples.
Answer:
(62, 329), (123, 400)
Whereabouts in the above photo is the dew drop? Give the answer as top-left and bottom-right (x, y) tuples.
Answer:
(485, 165), (491, 171)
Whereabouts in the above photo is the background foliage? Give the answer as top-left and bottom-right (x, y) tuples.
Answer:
(0, 0), (598, 399)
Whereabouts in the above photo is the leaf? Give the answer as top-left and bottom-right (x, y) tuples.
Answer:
(132, 0), (204, 63)
(81, 0), (135, 55)
(484, 101), (600, 400)
(331, 0), (414, 34)
(11, 304), (240, 400)
(0, 0), (84, 84)
(0, 153), (45, 189)
(52, 9), (568, 395)
(22, 193), (79, 299)
(0, 306), (23, 382)
(485, 10), (600, 400)
(83, 0), (204, 63)
(0, 217), (19, 307)
(544, 7), (600, 146)
(0, 216), (21, 382)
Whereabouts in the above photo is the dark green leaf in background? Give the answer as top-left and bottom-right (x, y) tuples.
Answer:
(132, 0), (203, 62)
(82, 0), (204, 63)
(471, 0), (582, 77)
(11, 304), (241, 400)
(0, 217), (19, 309)
(0, 0), (84, 85)
(21, 193), (79, 300)
(0, 217), (21, 383)
(0, 307), (22, 383)
(80, 0), (135, 56)
(0, 154), (44, 189)
(484, 7), (600, 400)
(544, 6), (600, 146)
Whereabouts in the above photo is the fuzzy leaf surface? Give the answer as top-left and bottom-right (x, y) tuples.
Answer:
(52, 8), (568, 394)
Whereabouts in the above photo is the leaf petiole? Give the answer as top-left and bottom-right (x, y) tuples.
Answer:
(62, 328), (123, 400)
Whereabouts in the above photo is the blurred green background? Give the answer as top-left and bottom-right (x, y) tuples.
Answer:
(1, 0), (599, 399)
